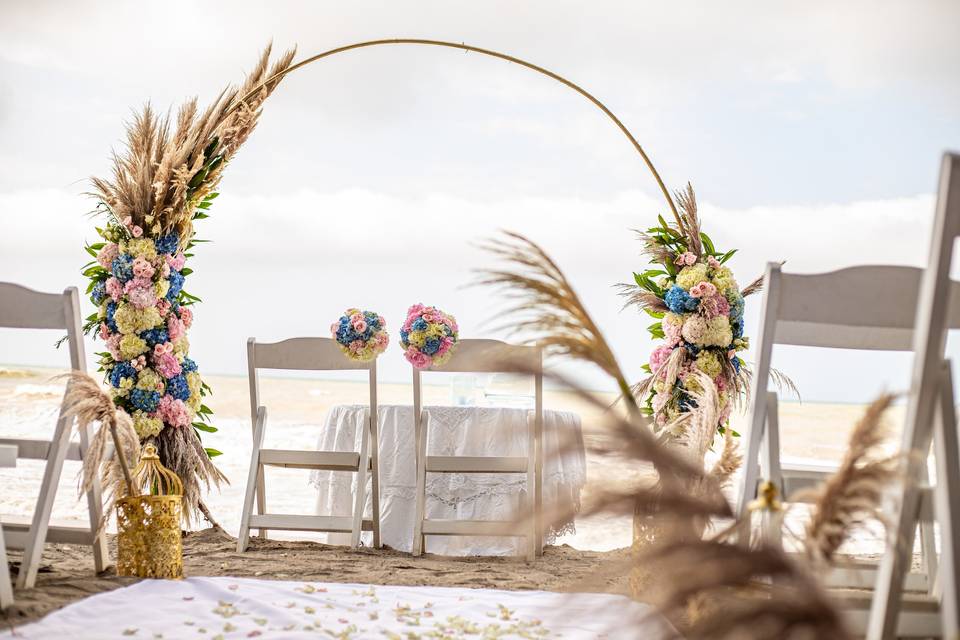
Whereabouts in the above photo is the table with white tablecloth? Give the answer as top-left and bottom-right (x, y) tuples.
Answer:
(310, 404), (585, 555)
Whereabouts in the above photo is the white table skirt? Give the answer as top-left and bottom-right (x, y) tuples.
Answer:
(2, 577), (673, 639)
(310, 404), (586, 555)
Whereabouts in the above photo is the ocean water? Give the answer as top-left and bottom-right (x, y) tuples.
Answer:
(0, 366), (908, 557)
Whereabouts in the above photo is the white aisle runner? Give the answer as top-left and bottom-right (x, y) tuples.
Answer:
(3, 577), (673, 639)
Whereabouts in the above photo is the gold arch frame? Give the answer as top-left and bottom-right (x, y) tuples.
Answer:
(229, 39), (683, 230)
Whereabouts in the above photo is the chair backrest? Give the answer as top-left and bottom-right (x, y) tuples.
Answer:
(246, 337), (377, 436)
(411, 338), (544, 434)
(765, 263), (960, 352)
(0, 283), (85, 370)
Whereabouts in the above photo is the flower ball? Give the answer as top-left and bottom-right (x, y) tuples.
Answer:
(331, 308), (389, 362)
(399, 304), (459, 369)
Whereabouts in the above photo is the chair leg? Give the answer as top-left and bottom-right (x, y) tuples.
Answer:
(351, 412), (371, 549)
(759, 397), (782, 548)
(933, 364), (960, 632)
(18, 409), (73, 589)
(237, 407), (266, 552)
(919, 459), (939, 595)
(412, 411), (429, 557)
(0, 518), (12, 610)
(369, 420), (382, 549)
(526, 410), (538, 561)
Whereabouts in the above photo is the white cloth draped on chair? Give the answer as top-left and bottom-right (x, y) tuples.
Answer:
(310, 404), (585, 555)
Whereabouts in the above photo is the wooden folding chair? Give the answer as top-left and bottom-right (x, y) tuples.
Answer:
(237, 337), (381, 552)
(868, 152), (960, 639)
(0, 283), (108, 589)
(411, 339), (543, 561)
(0, 444), (15, 609)
(736, 263), (960, 596)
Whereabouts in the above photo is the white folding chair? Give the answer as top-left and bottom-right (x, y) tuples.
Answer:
(411, 339), (543, 561)
(237, 337), (381, 552)
(868, 152), (960, 639)
(736, 263), (960, 596)
(0, 444), (16, 609)
(0, 283), (108, 589)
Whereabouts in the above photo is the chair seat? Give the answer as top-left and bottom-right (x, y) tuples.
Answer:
(0, 438), (82, 462)
(259, 449), (361, 471)
(421, 519), (529, 537)
(426, 456), (529, 473)
(248, 514), (374, 533)
(0, 445), (16, 468)
(2, 515), (96, 549)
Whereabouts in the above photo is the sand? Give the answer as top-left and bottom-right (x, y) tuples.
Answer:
(0, 528), (631, 630)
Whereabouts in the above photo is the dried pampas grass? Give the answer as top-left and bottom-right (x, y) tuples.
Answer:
(798, 393), (900, 567)
(56, 372), (140, 532)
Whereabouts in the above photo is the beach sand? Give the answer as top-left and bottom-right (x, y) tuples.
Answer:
(0, 366), (903, 628)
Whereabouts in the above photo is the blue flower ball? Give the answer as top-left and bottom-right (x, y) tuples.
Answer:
(166, 375), (190, 401)
(92, 281), (106, 305)
(111, 254), (134, 282)
(106, 301), (118, 333)
(109, 362), (136, 388)
(129, 388), (161, 413)
(665, 286), (700, 314)
(155, 234), (179, 255)
(166, 270), (185, 301)
(181, 357), (198, 373)
(422, 337), (441, 355)
(141, 328), (169, 347)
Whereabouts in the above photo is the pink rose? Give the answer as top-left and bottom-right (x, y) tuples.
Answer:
(330, 323), (339, 335)
(167, 253), (186, 271)
(699, 293), (730, 319)
(97, 243), (119, 269)
(689, 282), (717, 299)
(422, 314), (435, 323)
(707, 256), (722, 269)
(131, 225), (143, 238)
(158, 396), (190, 427)
(349, 340), (364, 353)
(154, 352), (181, 379)
(178, 307), (192, 328)
(125, 278), (157, 309)
(405, 347), (431, 369)
(675, 251), (697, 267)
(132, 257), (155, 279)
(407, 304), (425, 316)
(161, 262), (171, 278)
(157, 299), (172, 318)
(352, 319), (367, 333)
(98, 322), (111, 340)
(167, 315), (185, 341)
(375, 332), (389, 348)
(105, 335), (122, 360)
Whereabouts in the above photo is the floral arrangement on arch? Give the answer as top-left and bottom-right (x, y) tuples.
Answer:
(400, 304), (459, 369)
(80, 45), (296, 521)
(620, 185), (763, 437)
(331, 309), (389, 361)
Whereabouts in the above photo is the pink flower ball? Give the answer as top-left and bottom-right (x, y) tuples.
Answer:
(167, 253), (186, 271)
(97, 243), (120, 269)
(689, 281), (717, 299)
(98, 322), (111, 340)
(699, 293), (730, 319)
(158, 396), (190, 427)
(649, 344), (675, 374)
(105, 277), (123, 302)
(154, 352), (182, 379)
(178, 307), (193, 328)
(405, 347), (431, 369)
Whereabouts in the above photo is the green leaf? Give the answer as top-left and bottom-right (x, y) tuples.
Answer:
(90, 242), (105, 250)
(193, 422), (217, 433)
(196, 201), (212, 210)
(204, 447), (223, 458)
(719, 249), (738, 264)
(192, 212), (209, 220)
(641, 363), (652, 374)
(187, 167), (209, 190)
(180, 267), (193, 276)
(204, 192), (220, 201)
(643, 308), (665, 320)
(700, 232), (716, 255)
(84, 245), (97, 258)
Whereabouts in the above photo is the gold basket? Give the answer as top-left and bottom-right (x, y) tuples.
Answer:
(115, 443), (184, 579)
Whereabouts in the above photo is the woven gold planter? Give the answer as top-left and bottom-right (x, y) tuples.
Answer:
(115, 444), (184, 579)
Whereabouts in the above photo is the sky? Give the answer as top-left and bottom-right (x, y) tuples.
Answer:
(1, 0), (959, 402)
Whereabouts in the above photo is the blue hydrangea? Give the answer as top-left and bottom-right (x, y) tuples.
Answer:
(678, 391), (698, 412)
(683, 342), (701, 357)
(732, 356), (742, 374)
(129, 388), (160, 413)
(170, 301), (180, 315)
(412, 317), (427, 331)
(399, 329), (409, 343)
(664, 286), (699, 313)
(91, 281), (106, 305)
(141, 328), (169, 347)
(155, 234), (179, 255)
(166, 375), (190, 401)
(111, 254), (134, 282)
(106, 301), (118, 333)
(166, 270), (185, 301)
(109, 362), (136, 388)
(732, 318), (744, 339)
(364, 312), (380, 330)
(422, 337), (441, 355)
(181, 357), (198, 373)
(728, 293), (745, 322)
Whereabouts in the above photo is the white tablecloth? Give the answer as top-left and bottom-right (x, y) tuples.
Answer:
(310, 405), (586, 555)
(2, 577), (673, 639)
